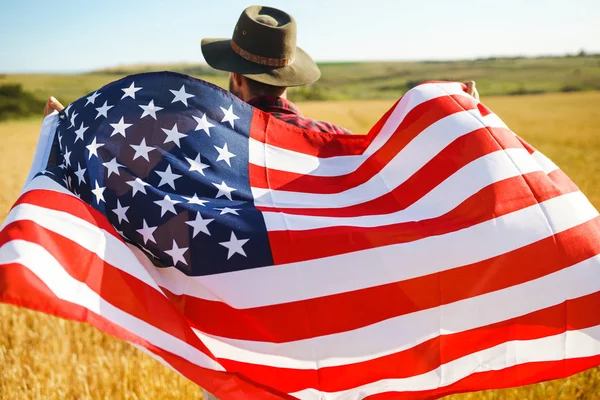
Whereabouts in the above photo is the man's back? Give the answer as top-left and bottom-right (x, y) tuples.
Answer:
(249, 95), (352, 135)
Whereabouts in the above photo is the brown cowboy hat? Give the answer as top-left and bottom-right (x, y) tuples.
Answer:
(201, 5), (321, 87)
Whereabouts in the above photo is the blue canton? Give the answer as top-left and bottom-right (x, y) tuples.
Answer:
(41, 72), (274, 275)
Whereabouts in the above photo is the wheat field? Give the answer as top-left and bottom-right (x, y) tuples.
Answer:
(1, 92), (599, 399)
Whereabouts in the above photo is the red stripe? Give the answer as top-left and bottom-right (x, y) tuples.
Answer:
(250, 103), (370, 157)
(14, 188), (121, 240)
(250, 95), (478, 194)
(217, 292), (600, 394)
(0, 263), (293, 400)
(268, 168), (579, 265)
(168, 216), (600, 343)
(0, 219), (214, 357)
(365, 356), (600, 400)
(255, 127), (520, 216)
(250, 94), (476, 161)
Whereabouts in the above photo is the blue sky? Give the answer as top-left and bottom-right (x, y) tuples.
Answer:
(1, 0), (599, 73)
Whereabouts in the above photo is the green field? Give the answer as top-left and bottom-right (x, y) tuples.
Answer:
(0, 91), (599, 399)
(1, 55), (599, 112)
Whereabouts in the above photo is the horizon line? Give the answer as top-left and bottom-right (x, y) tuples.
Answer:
(2, 51), (598, 75)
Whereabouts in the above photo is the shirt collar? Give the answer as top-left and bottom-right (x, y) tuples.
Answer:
(247, 96), (304, 117)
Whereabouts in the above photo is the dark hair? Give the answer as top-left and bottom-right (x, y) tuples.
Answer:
(245, 77), (286, 98)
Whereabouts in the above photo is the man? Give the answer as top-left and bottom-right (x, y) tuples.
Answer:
(44, 5), (478, 130)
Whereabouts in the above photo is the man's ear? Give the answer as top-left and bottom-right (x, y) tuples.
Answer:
(232, 72), (244, 87)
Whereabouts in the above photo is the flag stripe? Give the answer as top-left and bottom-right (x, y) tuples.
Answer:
(128, 190), (598, 310)
(266, 170), (582, 264)
(0, 266), (291, 400)
(0, 239), (223, 371)
(250, 126), (518, 211)
(289, 324), (600, 399)
(363, 355), (600, 400)
(202, 291), (600, 393)
(0, 219), (215, 353)
(253, 129), (536, 220)
(251, 112), (509, 209)
(249, 82), (471, 158)
(248, 94), (480, 183)
(162, 216), (600, 343)
(189, 253), (600, 370)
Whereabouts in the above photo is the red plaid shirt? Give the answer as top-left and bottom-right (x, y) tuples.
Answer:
(248, 96), (353, 135)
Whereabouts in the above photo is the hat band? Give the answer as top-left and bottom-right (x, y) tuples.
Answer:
(231, 40), (294, 67)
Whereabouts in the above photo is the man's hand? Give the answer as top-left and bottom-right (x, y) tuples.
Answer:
(465, 81), (479, 101)
(43, 96), (65, 117)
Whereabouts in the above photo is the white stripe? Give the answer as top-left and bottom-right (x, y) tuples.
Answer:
(194, 253), (600, 369)
(0, 239), (223, 372)
(248, 83), (472, 177)
(23, 112), (58, 190)
(3, 202), (164, 294)
(290, 324), (600, 399)
(532, 150), (560, 174)
(252, 110), (511, 208)
(261, 148), (539, 231)
(156, 191), (598, 309)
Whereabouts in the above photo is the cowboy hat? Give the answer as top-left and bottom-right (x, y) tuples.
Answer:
(201, 5), (321, 87)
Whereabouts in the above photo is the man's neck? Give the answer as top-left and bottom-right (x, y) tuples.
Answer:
(246, 90), (287, 102)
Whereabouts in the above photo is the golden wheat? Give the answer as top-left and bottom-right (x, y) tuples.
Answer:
(0, 92), (599, 399)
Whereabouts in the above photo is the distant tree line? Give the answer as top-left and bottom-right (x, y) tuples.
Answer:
(0, 84), (45, 121)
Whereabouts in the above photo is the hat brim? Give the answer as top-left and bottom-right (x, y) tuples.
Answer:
(201, 38), (320, 87)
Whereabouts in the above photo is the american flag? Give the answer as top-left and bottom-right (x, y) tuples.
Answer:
(1, 72), (600, 399)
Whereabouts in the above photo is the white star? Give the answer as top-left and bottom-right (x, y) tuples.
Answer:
(185, 154), (209, 176)
(220, 105), (240, 128)
(130, 138), (155, 161)
(63, 147), (72, 167)
(170, 85), (194, 107)
(193, 113), (214, 136)
(214, 142), (236, 167)
(64, 103), (72, 116)
(136, 219), (157, 245)
(74, 122), (88, 142)
(74, 163), (86, 185)
(164, 240), (188, 266)
(155, 165), (182, 189)
(112, 199), (130, 224)
(91, 181), (106, 204)
(139, 100), (163, 120)
(70, 112), (78, 127)
(212, 181), (236, 200)
(154, 194), (180, 217)
(103, 157), (124, 177)
(161, 123), (187, 147)
(110, 117), (133, 137)
(85, 91), (101, 106)
(185, 212), (214, 238)
(86, 137), (104, 159)
(126, 177), (149, 197)
(183, 193), (209, 206)
(214, 207), (240, 216)
(95, 101), (113, 119)
(121, 82), (142, 99)
(219, 231), (249, 259)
